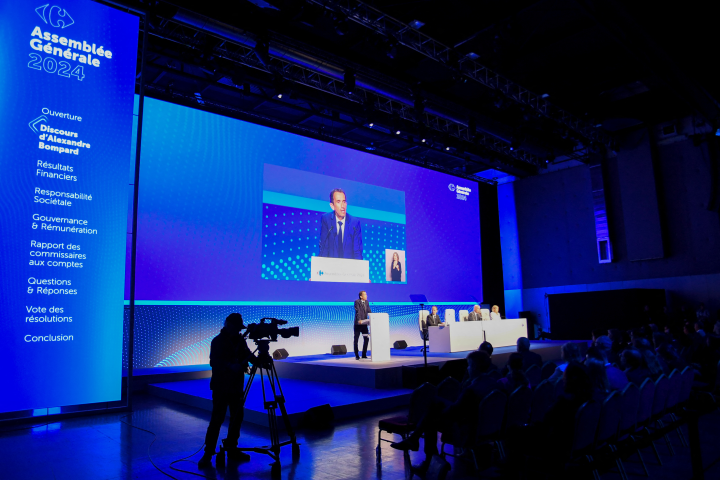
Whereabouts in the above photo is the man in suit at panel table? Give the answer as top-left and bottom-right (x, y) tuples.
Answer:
(467, 305), (483, 322)
(354, 290), (371, 360)
(318, 188), (364, 260)
(423, 306), (445, 337)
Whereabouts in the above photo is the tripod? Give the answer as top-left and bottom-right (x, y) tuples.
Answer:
(218, 339), (300, 473)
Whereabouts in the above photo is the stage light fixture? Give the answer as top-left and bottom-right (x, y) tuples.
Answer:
(421, 138), (426, 143)
(396, 130), (401, 135)
(273, 76), (287, 99)
(369, 122), (374, 127)
(334, 15), (350, 36)
(254, 38), (270, 66)
(409, 19), (425, 29)
(715, 128), (720, 136)
(468, 117), (477, 135)
(343, 69), (356, 96)
(445, 146), (450, 151)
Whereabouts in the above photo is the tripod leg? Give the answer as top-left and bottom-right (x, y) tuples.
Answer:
(243, 365), (258, 404)
(270, 363), (301, 457)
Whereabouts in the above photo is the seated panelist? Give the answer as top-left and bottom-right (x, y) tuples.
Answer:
(425, 306), (444, 331)
(467, 305), (483, 322)
(490, 305), (502, 321)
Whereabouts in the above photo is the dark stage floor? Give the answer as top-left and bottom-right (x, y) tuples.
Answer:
(4, 393), (720, 480)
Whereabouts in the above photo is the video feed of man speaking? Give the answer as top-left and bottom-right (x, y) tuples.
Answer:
(261, 164), (407, 284)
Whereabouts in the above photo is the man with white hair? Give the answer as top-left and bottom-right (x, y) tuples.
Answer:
(467, 305), (483, 322)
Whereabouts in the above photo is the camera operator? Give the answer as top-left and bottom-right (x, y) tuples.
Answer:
(199, 313), (258, 468)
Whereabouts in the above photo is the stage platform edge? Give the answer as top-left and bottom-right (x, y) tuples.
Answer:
(148, 378), (412, 429)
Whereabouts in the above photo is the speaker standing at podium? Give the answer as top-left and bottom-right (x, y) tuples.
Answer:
(354, 290), (371, 360)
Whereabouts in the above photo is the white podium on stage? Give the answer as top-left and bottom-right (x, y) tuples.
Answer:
(368, 313), (390, 362)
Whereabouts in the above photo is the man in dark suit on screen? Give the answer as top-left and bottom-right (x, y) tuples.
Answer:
(318, 188), (363, 260)
(354, 290), (371, 360)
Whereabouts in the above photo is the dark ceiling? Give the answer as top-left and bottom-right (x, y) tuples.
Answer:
(108, 0), (720, 182)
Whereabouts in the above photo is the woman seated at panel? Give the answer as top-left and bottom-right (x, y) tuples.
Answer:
(490, 305), (502, 321)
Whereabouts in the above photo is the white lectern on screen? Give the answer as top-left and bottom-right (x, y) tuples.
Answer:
(310, 257), (370, 283)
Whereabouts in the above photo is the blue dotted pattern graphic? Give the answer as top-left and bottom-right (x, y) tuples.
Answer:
(261, 204), (407, 284)
(122, 304), (474, 368)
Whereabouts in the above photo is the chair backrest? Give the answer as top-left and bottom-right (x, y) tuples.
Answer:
(596, 391), (621, 444)
(679, 366), (694, 404)
(458, 309), (469, 322)
(637, 377), (655, 424)
(665, 369), (681, 410)
(476, 390), (507, 439)
(572, 402), (601, 453)
(480, 308), (490, 321)
(444, 309), (456, 323)
(438, 359), (468, 382)
(506, 385), (532, 428)
(541, 361), (557, 380)
(525, 364), (542, 388)
(530, 380), (554, 424)
(652, 375), (670, 417)
(618, 383), (640, 434)
(418, 310), (430, 334)
(408, 382), (438, 423)
(437, 377), (462, 403)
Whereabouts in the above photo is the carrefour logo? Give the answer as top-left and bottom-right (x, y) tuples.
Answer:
(452, 184), (472, 201)
(36, 4), (75, 29)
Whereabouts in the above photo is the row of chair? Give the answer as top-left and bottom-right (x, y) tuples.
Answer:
(567, 366), (694, 479)
(376, 373), (558, 465)
(378, 366), (696, 478)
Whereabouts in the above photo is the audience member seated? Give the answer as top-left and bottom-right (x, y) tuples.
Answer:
(389, 351), (497, 473)
(516, 337), (543, 371)
(713, 321), (720, 336)
(681, 322), (706, 364)
(585, 357), (610, 402)
(542, 363), (593, 461)
(591, 328), (605, 346)
(697, 303), (711, 321)
(547, 342), (583, 385)
(695, 321), (707, 338)
(621, 348), (653, 386)
(652, 332), (667, 350)
(656, 342), (687, 374)
(594, 335), (619, 366)
(498, 352), (530, 392)
(608, 328), (626, 355)
(586, 343), (628, 391)
(479, 341), (499, 371)
(633, 337), (665, 380)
